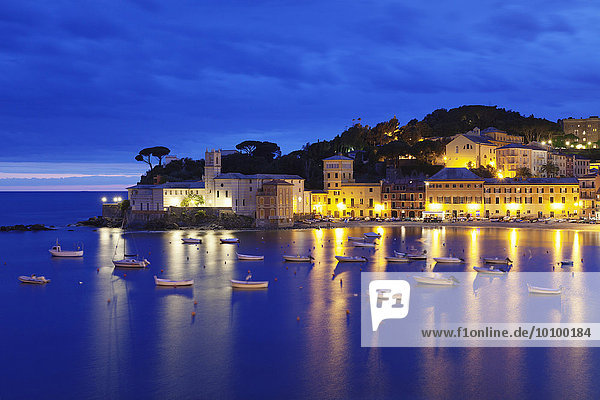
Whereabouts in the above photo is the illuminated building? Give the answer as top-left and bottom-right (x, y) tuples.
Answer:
(311, 155), (382, 218)
(381, 180), (425, 218)
(424, 168), (485, 220)
(561, 116), (600, 143)
(255, 180), (294, 227)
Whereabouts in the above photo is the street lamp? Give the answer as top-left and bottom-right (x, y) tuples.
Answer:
(101, 197), (107, 203)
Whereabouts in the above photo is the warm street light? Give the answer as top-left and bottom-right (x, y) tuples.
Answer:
(101, 197), (107, 202)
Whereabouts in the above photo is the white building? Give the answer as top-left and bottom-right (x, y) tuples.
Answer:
(128, 149), (311, 217)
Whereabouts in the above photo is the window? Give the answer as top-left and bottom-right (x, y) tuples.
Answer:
(217, 191), (220, 198)
(225, 191), (228, 197)
(369, 188), (373, 192)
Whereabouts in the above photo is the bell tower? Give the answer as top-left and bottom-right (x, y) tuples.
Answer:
(204, 149), (222, 205)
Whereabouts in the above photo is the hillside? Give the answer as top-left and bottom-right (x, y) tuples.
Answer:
(137, 105), (565, 188)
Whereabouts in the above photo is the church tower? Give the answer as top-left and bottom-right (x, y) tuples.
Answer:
(204, 149), (222, 205)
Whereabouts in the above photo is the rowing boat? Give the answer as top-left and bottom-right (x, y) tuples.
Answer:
(18, 275), (51, 284)
(220, 238), (240, 244)
(237, 253), (264, 261)
(414, 274), (459, 285)
(283, 255), (314, 262)
(385, 256), (410, 263)
(527, 283), (562, 295)
(154, 276), (194, 286)
(181, 238), (202, 244)
(335, 255), (368, 262)
(473, 266), (507, 275)
(230, 280), (268, 289)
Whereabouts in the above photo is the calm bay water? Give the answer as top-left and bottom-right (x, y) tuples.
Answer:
(0, 191), (126, 226)
(1, 224), (600, 399)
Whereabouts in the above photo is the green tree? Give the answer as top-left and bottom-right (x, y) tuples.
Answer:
(180, 194), (205, 207)
(515, 167), (532, 178)
(540, 162), (559, 178)
(469, 165), (496, 178)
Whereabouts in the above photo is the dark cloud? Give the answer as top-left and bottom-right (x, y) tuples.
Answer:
(0, 0), (597, 163)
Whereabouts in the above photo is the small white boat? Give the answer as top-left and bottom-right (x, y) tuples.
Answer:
(364, 232), (381, 239)
(231, 280), (269, 289)
(560, 260), (574, 267)
(414, 274), (459, 286)
(283, 255), (314, 262)
(335, 255), (368, 262)
(483, 257), (512, 264)
(154, 276), (194, 286)
(348, 236), (364, 241)
(406, 251), (427, 260)
(473, 266), (507, 275)
(385, 256), (410, 263)
(220, 238), (240, 244)
(352, 241), (376, 247)
(49, 240), (83, 257)
(434, 257), (464, 263)
(181, 238), (202, 244)
(113, 256), (150, 268)
(231, 273), (268, 289)
(19, 275), (50, 284)
(527, 283), (562, 295)
(237, 253), (264, 261)
(394, 250), (407, 257)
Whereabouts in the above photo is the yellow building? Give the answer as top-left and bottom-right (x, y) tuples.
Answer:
(424, 167), (582, 219)
(256, 179), (294, 227)
(578, 173), (599, 219)
(312, 155), (383, 218)
(484, 177), (580, 218)
(445, 134), (496, 168)
(424, 168), (485, 219)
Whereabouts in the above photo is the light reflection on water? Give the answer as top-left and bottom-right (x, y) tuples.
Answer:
(1, 225), (600, 398)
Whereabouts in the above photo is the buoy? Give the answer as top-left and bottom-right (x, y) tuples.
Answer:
(107, 299), (111, 303)
(294, 271), (297, 275)
(194, 301), (198, 305)
(161, 269), (164, 273)
(96, 268), (99, 272)
(346, 309), (350, 315)
(286, 266), (288, 270)
(192, 312), (196, 316)
(332, 273), (335, 278)
(297, 316), (300, 321)
(124, 273), (127, 277)
(79, 281), (83, 284)
(274, 277), (278, 281)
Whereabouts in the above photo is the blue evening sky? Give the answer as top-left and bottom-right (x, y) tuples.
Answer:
(1, 0), (598, 189)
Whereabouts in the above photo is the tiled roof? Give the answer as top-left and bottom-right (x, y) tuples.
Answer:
(215, 173), (303, 180)
(426, 168), (485, 181)
(127, 181), (205, 189)
(323, 155), (353, 161)
(466, 135), (495, 145)
(497, 143), (530, 150)
(262, 179), (293, 186)
(481, 127), (507, 134)
(485, 177), (579, 184)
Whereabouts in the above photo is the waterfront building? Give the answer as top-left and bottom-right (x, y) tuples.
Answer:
(496, 143), (549, 177)
(424, 168), (485, 220)
(550, 152), (568, 176)
(381, 179), (425, 218)
(483, 177), (580, 219)
(578, 173), (600, 219)
(311, 155), (383, 218)
(561, 116), (600, 143)
(256, 180), (294, 227)
(479, 127), (524, 145)
(424, 167), (582, 219)
(128, 150), (311, 220)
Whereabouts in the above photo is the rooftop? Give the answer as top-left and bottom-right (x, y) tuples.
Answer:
(426, 168), (485, 182)
(262, 179), (293, 186)
(484, 177), (579, 185)
(127, 181), (206, 190)
(215, 173), (303, 180)
(323, 155), (353, 161)
(461, 134), (495, 145)
(480, 127), (507, 134)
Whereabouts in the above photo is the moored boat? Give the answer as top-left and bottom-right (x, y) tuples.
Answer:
(220, 238), (240, 244)
(154, 276), (194, 286)
(49, 240), (83, 257)
(181, 238), (202, 244)
(348, 236), (364, 241)
(364, 232), (382, 239)
(113, 256), (150, 268)
(560, 260), (574, 267)
(414, 274), (459, 286)
(230, 280), (269, 289)
(283, 255), (314, 262)
(335, 255), (368, 262)
(527, 283), (562, 295)
(352, 241), (376, 247)
(473, 266), (507, 275)
(394, 250), (407, 257)
(433, 257), (464, 263)
(237, 253), (264, 261)
(385, 256), (410, 263)
(18, 275), (51, 284)
(483, 257), (512, 264)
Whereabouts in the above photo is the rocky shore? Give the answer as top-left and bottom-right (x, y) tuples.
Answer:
(0, 224), (55, 232)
